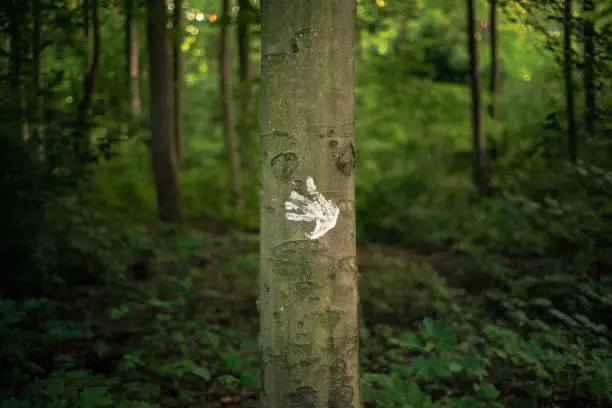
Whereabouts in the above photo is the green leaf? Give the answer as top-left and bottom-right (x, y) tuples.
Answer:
(189, 364), (211, 381)
(240, 370), (261, 389)
(217, 374), (240, 386)
(76, 387), (113, 408)
(398, 332), (424, 349)
(400, 381), (427, 406)
(419, 319), (456, 352)
(475, 383), (500, 400)
(407, 356), (448, 381)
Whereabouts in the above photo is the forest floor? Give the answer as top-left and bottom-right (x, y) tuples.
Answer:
(7, 226), (602, 408)
(11, 228), (467, 407)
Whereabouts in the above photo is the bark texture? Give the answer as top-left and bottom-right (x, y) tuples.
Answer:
(126, 0), (141, 123)
(147, 0), (182, 223)
(237, 0), (255, 171)
(220, 0), (243, 208)
(564, 0), (577, 163)
(173, 0), (184, 160)
(467, 0), (488, 194)
(583, 0), (596, 138)
(260, 1), (361, 407)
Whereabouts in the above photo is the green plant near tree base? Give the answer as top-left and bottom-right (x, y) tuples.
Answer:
(362, 316), (612, 408)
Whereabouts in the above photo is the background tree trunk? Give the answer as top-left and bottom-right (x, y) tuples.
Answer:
(488, 0), (500, 120)
(75, 0), (100, 158)
(237, 0), (255, 171)
(583, 0), (596, 139)
(8, 0), (28, 142)
(467, 0), (488, 195)
(564, 0), (577, 163)
(126, 0), (141, 123)
(173, 0), (184, 160)
(147, 0), (182, 223)
(220, 0), (243, 208)
(260, 0), (361, 407)
(32, 0), (44, 158)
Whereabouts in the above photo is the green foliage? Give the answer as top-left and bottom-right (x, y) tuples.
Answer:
(362, 315), (612, 408)
(1, 0), (612, 407)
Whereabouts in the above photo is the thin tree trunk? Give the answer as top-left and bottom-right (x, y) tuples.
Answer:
(8, 0), (28, 142)
(147, 0), (182, 223)
(173, 0), (184, 160)
(237, 0), (255, 171)
(583, 0), (596, 138)
(220, 0), (243, 208)
(33, 0), (44, 158)
(467, 0), (488, 195)
(75, 0), (100, 158)
(564, 0), (577, 163)
(126, 0), (142, 123)
(260, 0), (361, 407)
(489, 0), (500, 120)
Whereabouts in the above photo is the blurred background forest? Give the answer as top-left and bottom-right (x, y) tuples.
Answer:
(2, 0), (612, 406)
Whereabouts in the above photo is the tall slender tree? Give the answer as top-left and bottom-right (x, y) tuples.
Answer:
(220, 0), (243, 208)
(583, 0), (596, 138)
(173, 0), (184, 160)
(75, 0), (100, 158)
(126, 0), (141, 123)
(467, 0), (488, 194)
(489, 0), (500, 120)
(32, 0), (44, 158)
(8, 0), (28, 141)
(237, 0), (255, 171)
(260, 0), (361, 407)
(147, 0), (182, 222)
(564, 0), (577, 162)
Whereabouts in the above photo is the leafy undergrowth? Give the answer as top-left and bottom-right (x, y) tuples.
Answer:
(2, 224), (612, 408)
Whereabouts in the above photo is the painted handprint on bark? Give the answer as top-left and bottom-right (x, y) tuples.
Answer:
(285, 177), (340, 239)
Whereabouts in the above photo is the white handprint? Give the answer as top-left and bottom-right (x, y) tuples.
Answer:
(285, 177), (340, 239)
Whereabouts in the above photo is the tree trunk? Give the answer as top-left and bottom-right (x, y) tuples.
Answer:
(260, 0), (361, 407)
(467, 0), (488, 195)
(583, 0), (596, 138)
(75, 0), (100, 158)
(237, 0), (255, 171)
(220, 0), (243, 208)
(147, 0), (182, 223)
(8, 0), (28, 142)
(126, 0), (141, 123)
(564, 0), (577, 163)
(488, 0), (500, 120)
(32, 0), (44, 159)
(173, 0), (184, 160)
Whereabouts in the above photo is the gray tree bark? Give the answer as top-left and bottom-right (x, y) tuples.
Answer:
(259, 1), (361, 407)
